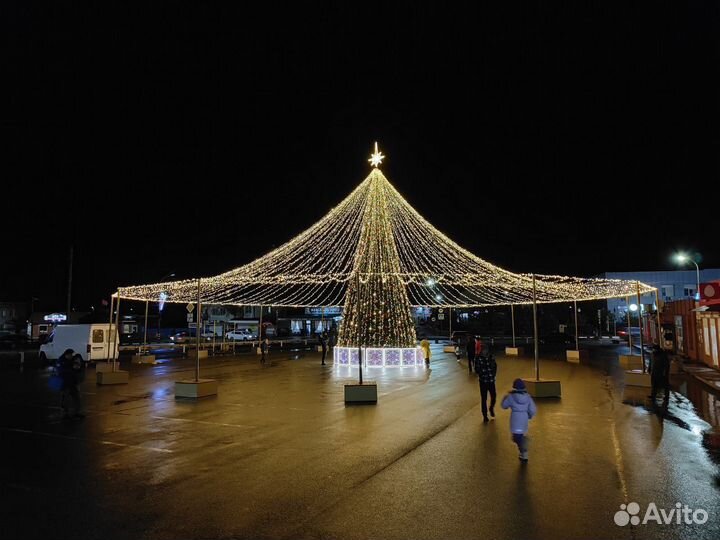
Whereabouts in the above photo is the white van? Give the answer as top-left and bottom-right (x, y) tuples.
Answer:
(39, 324), (119, 364)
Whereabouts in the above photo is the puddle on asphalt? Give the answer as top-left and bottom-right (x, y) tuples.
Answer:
(621, 374), (720, 465)
(677, 374), (720, 465)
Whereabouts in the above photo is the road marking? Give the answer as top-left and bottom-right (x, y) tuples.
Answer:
(1, 427), (174, 453)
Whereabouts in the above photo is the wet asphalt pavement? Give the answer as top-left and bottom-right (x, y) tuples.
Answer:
(1, 342), (718, 540)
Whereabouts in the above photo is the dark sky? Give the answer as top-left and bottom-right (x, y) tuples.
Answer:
(3, 2), (719, 312)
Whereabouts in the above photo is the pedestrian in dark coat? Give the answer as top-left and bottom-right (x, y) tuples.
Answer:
(58, 348), (85, 419)
(319, 333), (328, 365)
(475, 349), (497, 422)
(650, 345), (670, 404)
(465, 335), (475, 374)
(260, 338), (269, 365)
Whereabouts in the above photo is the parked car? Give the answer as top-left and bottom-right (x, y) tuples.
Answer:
(169, 331), (193, 343)
(200, 330), (220, 341)
(225, 329), (257, 341)
(0, 332), (30, 350)
(617, 327), (641, 341)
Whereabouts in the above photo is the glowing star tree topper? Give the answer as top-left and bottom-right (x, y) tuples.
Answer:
(368, 141), (385, 168)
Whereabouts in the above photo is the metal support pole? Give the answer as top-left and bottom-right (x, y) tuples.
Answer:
(196, 279), (201, 382)
(113, 296), (121, 372)
(511, 304), (516, 348)
(637, 281), (645, 372)
(449, 307), (453, 340)
(143, 300), (149, 354)
(259, 305), (263, 341)
(105, 295), (114, 364)
(655, 289), (662, 346)
(626, 296), (633, 354)
(532, 274), (539, 381)
(213, 320), (216, 352)
(66, 245), (73, 317)
(574, 300), (579, 351)
(357, 271), (363, 385)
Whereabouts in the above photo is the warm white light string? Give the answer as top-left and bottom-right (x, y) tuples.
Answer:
(117, 161), (654, 310)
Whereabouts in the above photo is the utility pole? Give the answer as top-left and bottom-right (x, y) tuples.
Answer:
(66, 245), (73, 316)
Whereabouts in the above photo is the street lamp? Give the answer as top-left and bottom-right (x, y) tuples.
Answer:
(674, 253), (700, 300)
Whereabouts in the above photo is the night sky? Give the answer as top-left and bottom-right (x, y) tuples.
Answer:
(3, 3), (719, 312)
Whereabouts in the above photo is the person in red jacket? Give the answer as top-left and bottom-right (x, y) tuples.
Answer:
(474, 336), (484, 360)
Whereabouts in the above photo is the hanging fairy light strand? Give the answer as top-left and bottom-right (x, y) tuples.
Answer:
(117, 144), (654, 310)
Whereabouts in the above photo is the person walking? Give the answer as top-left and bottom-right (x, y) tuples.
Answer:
(58, 348), (85, 419)
(319, 332), (328, 365)
(465, 335), (475, 374)
(420, 338), (431, 368)
(650, 345), (671, 405)
(501, 378), (537, 462)
(475, 348), (497, 422)
(260, 337), (269, 365)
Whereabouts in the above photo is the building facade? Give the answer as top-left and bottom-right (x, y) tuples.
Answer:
(655, 280), (720, 369)
(603, 269), (720, 316)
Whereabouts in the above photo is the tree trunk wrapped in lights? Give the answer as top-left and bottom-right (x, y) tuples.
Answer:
(337, 170), (416, 348)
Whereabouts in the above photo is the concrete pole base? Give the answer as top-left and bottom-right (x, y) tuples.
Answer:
(522, 378), (562, 398)
(566, 349), (589, 363)
(175, 379), (218, 398)
(505, 347), (523, 356)
(96, 370), (129, 385)
(344, 383), (378, 403)
(618, 355), (643, 370)
(132, 354), (156, 364)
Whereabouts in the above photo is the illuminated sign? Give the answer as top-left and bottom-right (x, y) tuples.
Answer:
(43, 313), (67, 322)
(305, 307), (341, 316)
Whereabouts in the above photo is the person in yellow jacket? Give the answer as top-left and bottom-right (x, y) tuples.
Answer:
(420, 338), (431, 368)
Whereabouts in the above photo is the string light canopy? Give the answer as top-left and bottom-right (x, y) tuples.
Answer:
(117, 142), (655, 345)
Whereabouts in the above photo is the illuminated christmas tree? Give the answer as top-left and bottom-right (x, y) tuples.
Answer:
(337, 154), (416, 348)
(118, 142), (655, 364)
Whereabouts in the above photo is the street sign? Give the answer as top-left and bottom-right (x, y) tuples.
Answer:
(187, 313), (193, 322)
(186, 303), (194, 313)
(438, 314), (445, 320)
(188, 322), (197, 328)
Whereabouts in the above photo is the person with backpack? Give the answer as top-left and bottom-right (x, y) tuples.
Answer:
(465, 335), (475, 374)
(474, 348), (497, 422)
(58, 348), (85, 419)
(501, 378), (537, 462)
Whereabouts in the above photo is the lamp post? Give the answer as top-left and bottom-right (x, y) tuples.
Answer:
(675, 253), (700, 300)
